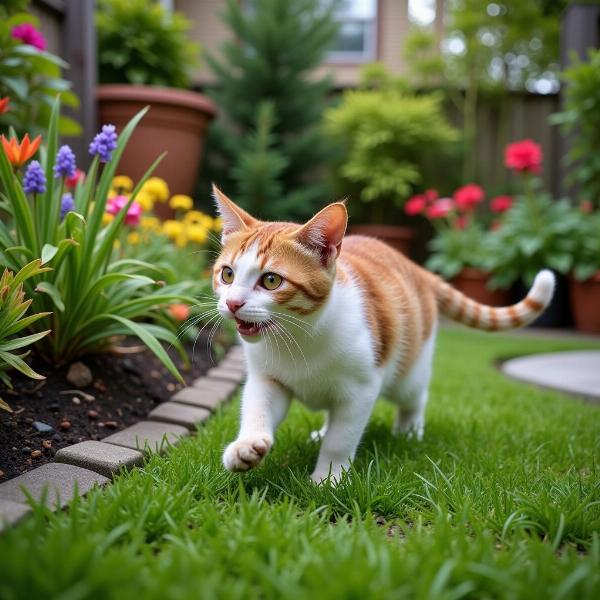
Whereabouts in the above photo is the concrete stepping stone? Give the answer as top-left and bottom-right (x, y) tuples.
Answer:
(0, 499), (31, 532)
(192, 376), (238, 395)
(171, 386), (231, 411)
(502, 350), (600, 403)
(226, 345), (243, 359)
(103, 421), (189, 454)
(55, 441), (144, 479)
(206, 366), (245, 384)
(0, 463), (109, 509)
(148, 402), (210, 430)
(217, 359), (246, 374)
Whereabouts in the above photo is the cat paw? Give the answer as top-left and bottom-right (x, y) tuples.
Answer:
(310, 465), (344, 485)
(223, 436), (272, 472)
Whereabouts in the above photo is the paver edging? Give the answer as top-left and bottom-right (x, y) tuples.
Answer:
(0, 345), (244, 533)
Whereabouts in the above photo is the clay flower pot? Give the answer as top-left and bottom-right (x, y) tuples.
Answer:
(349, 224), (415, 255)
(450, 268), (511, 306)
(570, 272), (600, 333)
(97, 84), (217, 199)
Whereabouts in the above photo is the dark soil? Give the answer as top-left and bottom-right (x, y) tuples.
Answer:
(0, 334), (226, 481)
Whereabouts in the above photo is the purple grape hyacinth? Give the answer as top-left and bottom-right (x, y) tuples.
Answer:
(54, 145), (76, 178)
(23, 160), (46, 194)
(88, 125), (118, 163)
(60, 193), (75, 220)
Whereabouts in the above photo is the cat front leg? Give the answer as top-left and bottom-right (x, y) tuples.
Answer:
(310, 386), (378, 484)
(223, 374), (290, 472)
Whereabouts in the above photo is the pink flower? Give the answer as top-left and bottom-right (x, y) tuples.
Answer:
(424, 189), (439, 203)
(454, 184), (484, 211)
(426, 197), (454, 219)
(65, 168), (85, 189)
(505, 139), (542, 174)
(405, 194), (427, 216)
(490, 195), (513, 213)
(11, 23), (47, 51)
(107, 195), (142, 227)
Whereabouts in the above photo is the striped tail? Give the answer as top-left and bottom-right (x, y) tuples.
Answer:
(435, 270), (555, 331)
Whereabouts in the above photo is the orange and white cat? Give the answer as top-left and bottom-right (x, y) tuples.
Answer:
(212, 186), (554, 483)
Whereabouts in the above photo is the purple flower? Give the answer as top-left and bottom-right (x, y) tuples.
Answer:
(60, 193), (75, 220)
(53, 145), (76, 179)
(88, 124), (118, 163)
(11, 24), (47, 51)
(23, 161), (46, 194)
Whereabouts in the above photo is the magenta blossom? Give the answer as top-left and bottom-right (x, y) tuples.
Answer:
(426, 197), (454, 219)
(106, 195), (142, 227)
(11, 23), (47, 51)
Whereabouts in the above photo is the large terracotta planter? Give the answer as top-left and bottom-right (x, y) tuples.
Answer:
(349, 224), (414, 255)
(570, 272), (600, 333)
(97, 84), (217, 202)
(450, 268), (511, 306)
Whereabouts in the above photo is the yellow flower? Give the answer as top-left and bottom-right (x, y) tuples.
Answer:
(140, 216), (161, 232)
(127, 231), (141, 245)
(141, 177), (169, 202)
(213, 217), (223, 232)
(169, 194), (194, 211)
(184, 210), (204, 223)
(113, 239), (121, 249)
(135, 190), (154, 211)
(112, 175), (134, 193)
(102, 213), (114, 226)
(162, 219), (184, 240)
(186, 224), (208, 244)
(175, 233), (188, 248)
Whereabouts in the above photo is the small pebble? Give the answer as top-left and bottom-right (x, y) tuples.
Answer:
(87, 410), (98, 419)
(59, 420), (71, 431)
(72, 397), (81, 405)
(21, 446), (32, 455)
(93, 380), (107, 393)
(42, 439), (52, 449)
(166, 383), (176, 392)
(150, 370), (161, 379)
(32, 421), (54, 434)
(104, 420), (118, 429)
(66, 361), (93, 388)
(31, 450), (42, 459)
(0, 470), (4, 479)
(97, 422), (105, 428)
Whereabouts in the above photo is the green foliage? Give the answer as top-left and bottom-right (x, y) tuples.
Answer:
(570, 208), (600, 282)
(206, 0), (339, 221)
(1, 328), (600, 598)
(0, 99), (196, 380)
(325, 82), (459, 223)
(96, 0), (200, 88)
(551, 50), (600, 208)
(0, 261), (50, 412)
(0, 13), (80, 136)
(485, 185), (578, 288)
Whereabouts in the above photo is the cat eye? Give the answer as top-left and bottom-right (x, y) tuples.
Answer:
(221, 266), (234, 284)
(261, 272), (283, 290)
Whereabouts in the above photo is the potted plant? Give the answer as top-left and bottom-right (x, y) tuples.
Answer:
(325, 66), (459, 254)
(96, 0), (216, 199)
(569, 204), (600, 333)
(484, 140), (579, 327)
(404, 185), (512, 306)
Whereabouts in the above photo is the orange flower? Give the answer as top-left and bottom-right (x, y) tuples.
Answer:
(1, 134), (42, 168)
(0, 97), (9, 114)
(168, 303), (191, 321)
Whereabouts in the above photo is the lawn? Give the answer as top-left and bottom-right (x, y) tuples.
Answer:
(1, 327), (599, 599)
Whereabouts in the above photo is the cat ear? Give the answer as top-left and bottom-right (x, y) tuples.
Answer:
(294, 202), (348, 265)
(212, 184), (258, 239)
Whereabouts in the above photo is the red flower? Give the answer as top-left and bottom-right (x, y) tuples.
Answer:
(405, 194), (427, 216)
(490, 195), (513, 213)
(505, 139), (542, 174)
(169, 303), (191, 321)
(454, 184), (484, 211)
(426, 197), (454, 219)
(0, 97), (9, 114)
(65, 168), (85, 189)
(1, 133), (42, 168)
(424, 189), (439, 203)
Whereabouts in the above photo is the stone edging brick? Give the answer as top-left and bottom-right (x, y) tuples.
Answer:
(0, 345), (245, 533)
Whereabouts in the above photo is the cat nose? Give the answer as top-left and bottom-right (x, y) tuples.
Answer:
(226, 299), (245, 314)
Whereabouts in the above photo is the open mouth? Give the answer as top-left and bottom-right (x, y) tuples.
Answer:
(234, 318), (267, 337)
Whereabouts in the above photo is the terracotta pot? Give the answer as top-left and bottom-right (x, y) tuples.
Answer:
(569, 272), (600, 333)
(348, 224), (414, 255)
(97, 84), (217, 209)
(450, 268), (512, 306)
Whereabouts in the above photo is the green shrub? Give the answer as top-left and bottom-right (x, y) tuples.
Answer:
(96, 0), (200, 88)
(0, 99), (196, 380)
(0, 261), (50, 412)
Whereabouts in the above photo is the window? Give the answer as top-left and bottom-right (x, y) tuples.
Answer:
(327, 0), (378, 63)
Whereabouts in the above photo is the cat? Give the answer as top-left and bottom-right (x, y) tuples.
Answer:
(211, 185), (555, 483)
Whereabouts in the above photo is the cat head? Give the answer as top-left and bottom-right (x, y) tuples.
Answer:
(212, 185), (347, 341)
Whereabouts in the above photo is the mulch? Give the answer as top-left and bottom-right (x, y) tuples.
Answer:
(0, 334), (226, 481)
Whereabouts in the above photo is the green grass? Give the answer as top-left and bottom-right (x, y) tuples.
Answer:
(1, 328), (600, 599)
